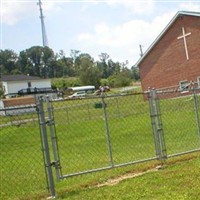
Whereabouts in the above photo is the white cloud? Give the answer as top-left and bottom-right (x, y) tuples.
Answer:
(179, 2), (200, 11)
(1, 2), (33, 25)
(105, 0), (155, 14)
(75, 0), (155, 14)
(1, 0), (60, 26)
(42, 1), (61, 12)
(78, 33), (92, 41)
(76, 10), (178, 66)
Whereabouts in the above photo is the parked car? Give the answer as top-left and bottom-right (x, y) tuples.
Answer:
(68, 91), (86, 99)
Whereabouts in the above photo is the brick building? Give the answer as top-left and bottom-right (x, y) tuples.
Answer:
(136, 11), (200, 92)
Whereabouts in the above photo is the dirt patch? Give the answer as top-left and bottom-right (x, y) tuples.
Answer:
(96, 165), (162, 187)
(94, 154), (200, 188)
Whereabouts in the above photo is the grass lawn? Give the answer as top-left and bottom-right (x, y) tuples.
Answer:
(0, 92), (200, 199)
(56, 153), (200, 200)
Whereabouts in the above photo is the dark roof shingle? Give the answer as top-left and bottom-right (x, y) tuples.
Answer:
(1, 75), (42, 82)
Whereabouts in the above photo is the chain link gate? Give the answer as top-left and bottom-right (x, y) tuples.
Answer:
(37, 91), (169, 198)
(37, 96), (62, 198)
(37, 86), (200, 198)
(156, 83), (200, 157)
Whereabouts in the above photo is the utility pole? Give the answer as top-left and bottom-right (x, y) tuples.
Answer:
(37, 0), (48, 47)
(139, 44), (143, 57)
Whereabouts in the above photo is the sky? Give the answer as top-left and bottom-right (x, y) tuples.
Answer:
(1, 0), (200, 68)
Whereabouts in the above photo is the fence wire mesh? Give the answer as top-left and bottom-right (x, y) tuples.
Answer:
(1, 85), (200, 199)
(51, 93), (157, 177)
(51, 89), (200, 179)
(157, 87), (200, 157)
(0, 105), (47, 200)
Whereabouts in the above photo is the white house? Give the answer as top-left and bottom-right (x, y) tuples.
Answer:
(1, 74), (57, 99)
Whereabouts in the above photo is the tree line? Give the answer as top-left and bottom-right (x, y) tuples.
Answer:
(0, 46), (140, 89)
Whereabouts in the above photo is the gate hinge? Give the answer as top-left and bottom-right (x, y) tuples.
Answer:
(50, 161), (56, 167)
(50, 161), (60, 168)
(45, 120), (54, 126)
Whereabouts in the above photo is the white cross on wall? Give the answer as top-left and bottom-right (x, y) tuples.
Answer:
(177, 27), (191, 60)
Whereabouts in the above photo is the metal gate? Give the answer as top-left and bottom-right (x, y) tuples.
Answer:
(37, 87), (200, 198)
(38, 91), (166, 196)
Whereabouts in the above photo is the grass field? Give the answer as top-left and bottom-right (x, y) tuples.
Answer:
(0, 91), (200, 199)
(56, 153), (200, 200)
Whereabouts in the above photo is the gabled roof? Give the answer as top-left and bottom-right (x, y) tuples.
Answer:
(136, 11), (200, 67)
(1, 75), (43, 82)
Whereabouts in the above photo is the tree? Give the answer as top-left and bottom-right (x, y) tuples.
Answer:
(97, 53), (110, 78)
(26, 46), (43, 76)
(41, 46), (55, 78)
(18, 46), (55, 78)
(58, 50), (74, 77)
(0, 49), (18, 74)
(131, 66), (140, 81)
(0, 46), (136, 84)
(51, 77), (80, 90)
(108, 67), (132, 87)
(78, 56), (100, 88)
(70, 49), (80, 75)
(17, 50), (33, 75)
(0, 82), (4, 98)
(107, 59), (121, 76)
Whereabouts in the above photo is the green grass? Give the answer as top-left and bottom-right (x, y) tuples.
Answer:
(0, 123), (48, 199)
(0, 93), (200, 199)
(56, 153), (200, 200)
(53, 94), (155, 175)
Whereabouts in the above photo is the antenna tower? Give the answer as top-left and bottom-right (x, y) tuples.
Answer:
(37, 0), (48, 47)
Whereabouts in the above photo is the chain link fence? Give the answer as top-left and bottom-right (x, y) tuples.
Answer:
(0, 104), (48, 200)
(50, 87), (200, 181)
(157, 84), (200, 157)
(1, 84), (200, 199)
(52, 93), (156, 179)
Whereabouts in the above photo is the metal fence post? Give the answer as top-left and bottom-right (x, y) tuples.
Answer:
(37, 97), (56, 198)
(46, 96), (62, 181)
(154, 90), (167, 161)
(148, 89), (167, 162)
(192, 85), (200, 142)
(148, 89), (161, 159)
(101, 95), (114, 167)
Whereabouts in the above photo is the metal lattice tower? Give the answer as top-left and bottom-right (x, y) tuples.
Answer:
(37, 0), (48, 47)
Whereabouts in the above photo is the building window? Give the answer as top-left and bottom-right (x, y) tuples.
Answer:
(28, 82), (31, 88)
(179, 80), (190, 92)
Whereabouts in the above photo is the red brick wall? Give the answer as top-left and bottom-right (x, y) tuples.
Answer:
(3, 96), (35, 107)
(139, 15), (200, 91)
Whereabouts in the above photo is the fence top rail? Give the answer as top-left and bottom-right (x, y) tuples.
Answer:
(148, 82), (200, 95)
(155, 88), (200, 95)
(51, 91), (148, 103)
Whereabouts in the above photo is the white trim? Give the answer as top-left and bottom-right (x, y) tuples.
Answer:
(179, 80), (190, 93)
